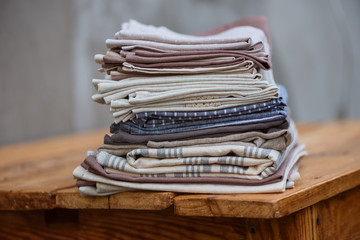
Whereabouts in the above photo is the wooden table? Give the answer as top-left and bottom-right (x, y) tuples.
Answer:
(0, 121), (359, 239)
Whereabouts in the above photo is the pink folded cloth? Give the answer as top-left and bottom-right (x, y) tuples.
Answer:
(97, 16), (272, 80)
(196, 15), (271, 53)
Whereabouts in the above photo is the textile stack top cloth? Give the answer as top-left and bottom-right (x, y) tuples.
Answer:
(73, 16), (307, 196)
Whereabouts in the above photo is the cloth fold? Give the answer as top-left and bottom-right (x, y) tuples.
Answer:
(100, 120), (295, 156)
(73, 145), (306, 195)
(77, 143), (303, 186)
(97, 16), (272, 79)
(73, 16), (306, 197)
(106, 118), (290, 145)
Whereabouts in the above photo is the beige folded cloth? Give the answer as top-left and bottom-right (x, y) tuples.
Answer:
(121, 59), (254, 74)
(146, 120), (295, 150)
(73, 144), (306, 195)
(111, 19), (269, 52)
(94, 130), (297, 178)
(92, 68), (278, 122)
(98, 124), (292, 155)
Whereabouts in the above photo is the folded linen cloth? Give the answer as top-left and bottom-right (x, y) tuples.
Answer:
(93, 70), (263, 97)
(146, 120), (295, 150)
(121, 49), (270, 70)
(101, 119), (295, 156)
(120, 60), (258, 75)
(111, 92), (280, 123)
(107, 63), (260, 80)
(73, 16), (307, 197)
(102, 55), (248, 69)
(77, 143), (302, 185)
(76, 179), (96, 187)
(73, 145), (305, 195)
(117, 16), (270, 49)
(109, 19), (269, 53)
(137, 107), (286, 129)
(78, 171), (298, 196)
(106, 37), (252, 51)
(116, 19), (259, 44)
(106, 118), (289, 145)
(79, 185), (133, 196)
(92, 69), (278, 123)
(93, 147), (276, 177)
(116, 111), (286, 135)
(195, 15), (271, 51)
(134, 95), (286, 126)
(93, 126), (298, 180)
(120, 47), (267, 60)
(132, 85), (287, 128)
(100, 53), (269, 74)
(93, 69), (274, 101)
(97, 16), (271, 78)
(95, 16), (271, 77)
(96, 16), (271, 79)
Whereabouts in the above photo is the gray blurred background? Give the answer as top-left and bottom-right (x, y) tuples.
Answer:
(1, 0), (359, 145)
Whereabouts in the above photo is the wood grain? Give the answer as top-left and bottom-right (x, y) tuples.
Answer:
(313, 186), (360, 240)
(0, 208), (248, 240)
(0, 191), (55, 210)
(0, 121), (360, 239)
(56, 188), (175, 210)
(56, 187), (109, 209)
(0, 128), (176, 211)
(109, 191), (175, 210)
(174, 121), (360, 218)
(245, 207), (315, 240)
(1, 188), (359, 239)
(243, 186), (360, 240)
(0, 121), (360, 219)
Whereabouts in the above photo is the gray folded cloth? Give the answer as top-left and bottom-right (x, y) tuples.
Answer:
(118, 110), (287, 135)
(134, 96), (286, 128)
(101, 120), (296, 157)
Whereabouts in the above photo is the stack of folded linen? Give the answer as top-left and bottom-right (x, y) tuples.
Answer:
(73, 16), (306, 196)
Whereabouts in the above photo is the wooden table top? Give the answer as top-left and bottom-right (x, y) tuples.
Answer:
(0, 121), (359, 218)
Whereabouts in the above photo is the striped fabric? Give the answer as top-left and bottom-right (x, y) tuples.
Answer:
(135, 85), (287, 122)
(97, 153), (277, 180)
(117, 114), (286, 135)
(140, 107), (286, 128)
(94, 141), (290, 179)
(72, 17), (306, 196)
(135, 101), (286, 128)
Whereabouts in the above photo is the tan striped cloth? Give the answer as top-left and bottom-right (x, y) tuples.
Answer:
(95, 138), (296, 179)
(73, 144), (306, 195)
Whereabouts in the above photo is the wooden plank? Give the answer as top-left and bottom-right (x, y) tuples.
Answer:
(245, 207), (315, 240)
(0, 208), (248, 240)
(1, 120), (360, 215)
(0, 126), (177, 211)
(313, 186), (360, 240)
(56, 188), (176, 210)
(244, 186), (360, 240)
(0, 191), (55, 210)
(0, 153), (83, 191)
(0, 152), (85, 210)
(1, 188), (359, 239)
(174, 121), (360, 218)
(0, 128), (106, 166)
(109, 191), (175, 210)
(0, 129), (106, 210)
(56, 187), (109, 209)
